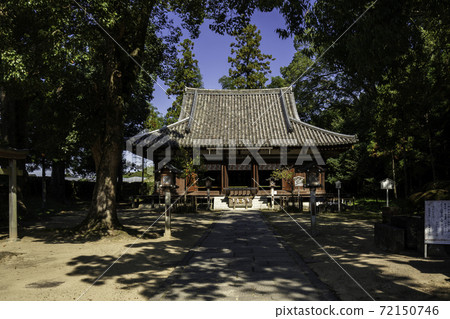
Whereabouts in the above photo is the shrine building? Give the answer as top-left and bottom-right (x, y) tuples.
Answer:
(128, 87), (357, 209)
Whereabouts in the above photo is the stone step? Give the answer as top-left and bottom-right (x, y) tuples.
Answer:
(213, 196), (271, 211)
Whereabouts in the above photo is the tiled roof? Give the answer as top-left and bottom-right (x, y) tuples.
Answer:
(133, 87), (357, 148)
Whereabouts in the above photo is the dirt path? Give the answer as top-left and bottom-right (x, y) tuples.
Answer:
(0, 209), (217, 301)
(262, 211), (450, 301)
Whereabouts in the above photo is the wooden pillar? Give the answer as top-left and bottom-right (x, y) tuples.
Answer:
(221, 164), (224, 194)
(252, 163), (255, 187)
(222, 164), (228, 190)
(9, 159), (18, 241)
(254, 163), (259, 188)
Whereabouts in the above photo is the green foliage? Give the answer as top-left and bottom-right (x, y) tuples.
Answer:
(218, 75), (235, 90)
(410, 189), (450, 211)
(165, 39), (203, 124)
(271, 167), (295, 181)
(271, 167), (296, 193)
(144, 103), (164, 132)
(220, 24), (274, 89)
(207, 1), (309, 36)
(173, 148), (205, 187)
(0, 0), (315, 229)
(272, 0), (450, 197)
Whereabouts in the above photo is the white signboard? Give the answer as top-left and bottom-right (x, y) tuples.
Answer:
(294, 176), (304, 187)
(380, 178), (394, 190)
(425, 200), (450, 245)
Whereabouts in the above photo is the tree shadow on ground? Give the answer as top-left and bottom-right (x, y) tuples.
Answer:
(64, 213), (218, 300)
(262, 211), (450, 301)
(0, 207), (172, 243)
(145, 211), (335, 301)
(65, 211), (336, 301)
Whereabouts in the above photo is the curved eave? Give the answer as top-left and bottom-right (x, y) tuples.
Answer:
(290, 118), (358, 146)
(131, 117), (189, 146)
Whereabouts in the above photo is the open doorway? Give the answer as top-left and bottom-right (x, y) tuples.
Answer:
(227, 170), (252, 187)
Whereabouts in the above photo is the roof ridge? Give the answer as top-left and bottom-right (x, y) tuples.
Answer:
(184, 87), (292, 94)
(279, 89), (293, 133)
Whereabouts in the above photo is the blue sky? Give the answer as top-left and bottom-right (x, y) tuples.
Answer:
(153, 10), (297, 115)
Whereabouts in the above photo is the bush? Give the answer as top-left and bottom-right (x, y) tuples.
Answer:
(407, 180), (450, 213)
(409, 189), (450, 213)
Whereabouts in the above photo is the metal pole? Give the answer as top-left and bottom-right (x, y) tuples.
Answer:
(164, 190), (171, 237)
(338, 188), (341, 212)
(9, 159), (18, 241)
(310, 187), (316, 233)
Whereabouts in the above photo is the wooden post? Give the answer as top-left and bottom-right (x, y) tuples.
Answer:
(9, 159), (18, 241)
(164, 190), (171, 237)
(207, 187), (211, 210)
(310, 187), (316, 233)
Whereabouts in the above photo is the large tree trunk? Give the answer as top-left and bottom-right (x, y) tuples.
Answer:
(117, 154), (124, 201)
(425, 114), (437, 183)
(80, 70), (124, 232)
(77, 3), (152, 233)
(83, 138), (122, 231)
(391, 152), (397, 199)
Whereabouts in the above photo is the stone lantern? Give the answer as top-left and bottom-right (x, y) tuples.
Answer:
(157, 164), (181, 237)
(305, 165), (323, 188)
(267, 177), (276, 209)
(203, 176), (215, 210)
(335, 180), (342, 212)
(304, 164), (324, 233)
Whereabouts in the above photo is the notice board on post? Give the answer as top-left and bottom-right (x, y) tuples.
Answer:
(424, 201), (450, 257)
